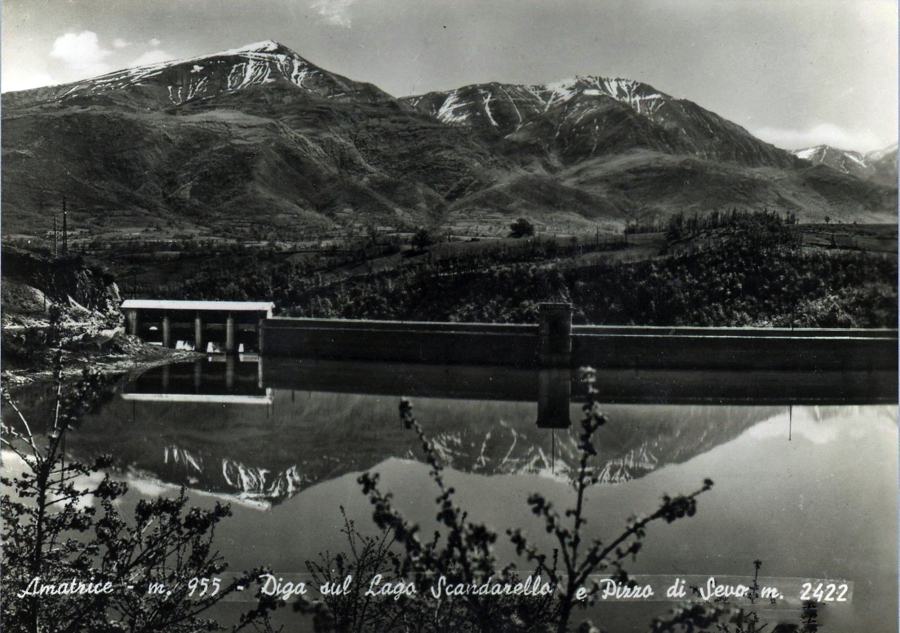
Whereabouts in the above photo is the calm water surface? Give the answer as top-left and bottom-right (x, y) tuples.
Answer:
(6, 358), (898, 632)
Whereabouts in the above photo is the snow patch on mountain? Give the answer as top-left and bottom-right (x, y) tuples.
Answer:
(219, 457), (313, 505)
(790, 144), (890, 181)
(217, 40), (282, 55)
(49, 40), (378, 107)
(417, 75), (670, 131)
(794, 147), (818, 161)
(481, 90), (498, 128)
(164, 445), (203, 472)
(539, 76), (665, 117)
(435, 91), (468, 124)
(540, 78), (579, 108)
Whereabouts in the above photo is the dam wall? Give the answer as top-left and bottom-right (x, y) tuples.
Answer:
(260, 304), (897, 372)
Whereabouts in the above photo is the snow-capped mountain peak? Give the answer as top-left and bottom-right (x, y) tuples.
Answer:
(405, 75), (671, 133)
(14, 40), (392, 108)
(399, 73), (799, 167)
(791, 143), (898, 185)
(532, 75), (666, 116)
(793, 145), (827, 161)
(216, 40), (283, 55)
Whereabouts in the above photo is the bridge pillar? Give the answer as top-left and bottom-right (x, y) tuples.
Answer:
(194, 312), (203, 351)
(162, 315), (171, 348)
(258, 318), (265, 354)
(225, 355), (235, 390)
(126, 309), (139, 336)
(536, 368), (572, 428)
(225, 314), (235, 353)
(538, 303), (573, 367)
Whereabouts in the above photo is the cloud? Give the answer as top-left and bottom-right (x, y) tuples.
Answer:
(311, 0), (358, 27)
(149, 37), (161, 47)
(753, 123), (888, 154)
(50, 31), (112, 76)
(113, 38), (131, 49)
(3, 72), (55, 92)
(131, 50), (176, 67)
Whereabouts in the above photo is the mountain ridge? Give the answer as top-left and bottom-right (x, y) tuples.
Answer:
(2, 40), (395, 111)
(400, 76), (800, 169)
(791, 143), (898, 187)
(2, 40), (896, 237)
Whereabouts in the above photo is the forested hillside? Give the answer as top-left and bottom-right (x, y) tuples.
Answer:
(141, 212), (897, 328)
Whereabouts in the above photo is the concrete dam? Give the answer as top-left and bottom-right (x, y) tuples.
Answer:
(120, 299), (897, 403)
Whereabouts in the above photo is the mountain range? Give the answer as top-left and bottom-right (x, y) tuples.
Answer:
(791, 144), (898, 187)
(2, 40), (896, 237)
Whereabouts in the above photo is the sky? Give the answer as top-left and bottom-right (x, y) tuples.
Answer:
(2, 0), (897, 153)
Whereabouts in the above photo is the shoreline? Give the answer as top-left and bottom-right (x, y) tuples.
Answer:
(1, 335), (203, 392)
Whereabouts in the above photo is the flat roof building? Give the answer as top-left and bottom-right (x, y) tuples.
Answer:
(120, 300), (274, 315)
(121, 300), (274, 353)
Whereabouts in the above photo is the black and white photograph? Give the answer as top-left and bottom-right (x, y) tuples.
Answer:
(1, 1), (898, 631)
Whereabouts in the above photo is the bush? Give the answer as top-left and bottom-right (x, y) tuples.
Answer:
(509, 218), (536, 239)
(412, 228), (434, 252)
(339, 368), (714, 633)
(1, 355), (278, 633)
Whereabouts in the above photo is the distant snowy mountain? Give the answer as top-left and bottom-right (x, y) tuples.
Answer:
(866, 142), (899, 164)
(402, 77), (797, 168)
(2, 40), (896, 234)
(405, 77), (683, 133)
(792, 143), (897, 187)
(866, 143), (898, 186)
(4, 40), (393, 109)
(792, 145), (871, 179)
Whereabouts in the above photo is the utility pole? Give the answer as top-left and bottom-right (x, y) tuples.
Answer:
(53, 215), (58, 257)
(61, 197), (68, 257)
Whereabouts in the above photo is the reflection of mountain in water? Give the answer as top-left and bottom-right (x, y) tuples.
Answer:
(427, 405), (782, 484)
(33, 360), (784, 508)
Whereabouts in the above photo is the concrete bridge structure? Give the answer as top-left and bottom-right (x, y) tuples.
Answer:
(121, 300), (273, 353)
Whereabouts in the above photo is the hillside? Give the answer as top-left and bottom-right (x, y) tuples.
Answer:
(2, 41), (896, 241)
(0, 246), (196, 379)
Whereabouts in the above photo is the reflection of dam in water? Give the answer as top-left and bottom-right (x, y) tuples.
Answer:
(123, 355), (273, 405)
(8, 351), (894, 631)
(51, 361), (898, 633)
(74, 356), (893, 508)
(84, 360), (789, 507)
(122, 356), (897, 420)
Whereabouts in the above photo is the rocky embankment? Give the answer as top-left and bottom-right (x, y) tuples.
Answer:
(1, 246), (196, 387)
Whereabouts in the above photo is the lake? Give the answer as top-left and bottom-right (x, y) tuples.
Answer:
(4, 357), (898, 632)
